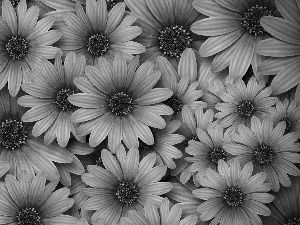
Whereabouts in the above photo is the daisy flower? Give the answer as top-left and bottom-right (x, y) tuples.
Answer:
(191, 0), (278, 79)
(193, 159), (275, 225)
(256, 0), (300, 95)
(57, 0), (145, 65)
(0, 171), (78, 225)
(223, 116), (300, 192)
(0, 0), (62, 96)
(0, 86), (74, 180)
(262, 176), (300, 225)
(215, 76), (278, 128)
(156, 48), (206, 119)
(269, 99), (300, 134)
(185, 123), (234, 179)
(125, 0), (206, 67)
(171, 105), (215, 185)
(81, 145), (173, 224)
(120, 198), (199, 225)
(68, 54), (173, 152)
(18, 52), (87, 147)
(138, 120), (184, 169)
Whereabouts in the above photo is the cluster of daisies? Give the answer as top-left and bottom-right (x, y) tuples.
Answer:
(0, 0), (299, 224)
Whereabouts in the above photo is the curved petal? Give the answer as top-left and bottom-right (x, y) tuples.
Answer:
(178, 48), (197, 82)
(191, 17), (241, 36)
(271, 59), (300, 95)
(275, 0), (300, 26)
(2, 0), (17, 35)
(256, 38), (300, 57)
(193, 0), (241, 17)
(199, 28), (244, 57)
(229, 33), (255, 79)
(261, 16), (300, 45)
(215, 0), (249, 12)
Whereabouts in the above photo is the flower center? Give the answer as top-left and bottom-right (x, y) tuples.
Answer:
(87, 34), (109, 56)
(163, 96), (182, 115)
(223, 187), (243, 207)
(0, 119), (27, 150)
(16, 207), (42, 225)
(285, 218), (300, 225)
(158, 25), (192, 58)
(280, 117), (293, 133)
(210, 148), (227, 164)
(108, 92), (133, 116)
(237, 100), (255, 117)
(241, 5), (273, 36)
(54, 88), (76, 111)
(116, 181), (139, 205)
(254, 144), (274, 164)
(6, 36), (29, 60)
(106, 0), (116, 11)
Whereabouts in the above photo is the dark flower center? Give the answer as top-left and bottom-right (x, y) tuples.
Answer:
(285, 218), (300, 225)
(163, 96), (182, 115)
(0, 119), (27, 150)
(16, 208), (42, 225)
(237, 100), (255, 117)
(116, 181), (139, 205)
(241, 5), (273, 36)
(158, 25), (192, 58)
(108, 92), (133, 116)
(106, 0), (116, 11)
(6, 36), (29, 60)
(87, 34), (109, 56)
(223, 187), (243, 207)
(280, 117), (293, 133)
(210, 148), (227, 164)
(54, 88), (76, 111)
(254, 144), (274, 164)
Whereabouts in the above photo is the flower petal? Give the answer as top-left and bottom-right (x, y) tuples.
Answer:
(270, 59), (300, 95)
(229, 33), (255, 79)
(193, 0), (240, 17)
(256, 38), (300, 57)
(276, 0), (300, 26)
(178, 48), (197, 82)
(191, 17), (241, 36)
(261, 16), (300, 45)
(199, 28), (244, 57)
(41, 215), (78, 225)
(2, 0), (17, 35)
(215, 0), (249, 12)
(89, 112), (114, 147)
